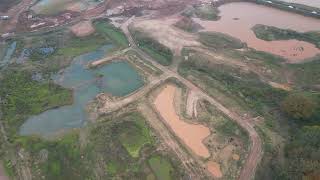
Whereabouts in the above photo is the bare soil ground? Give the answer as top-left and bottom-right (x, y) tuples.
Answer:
(138, 102), (207, 179)
(153, 84), (211, 158)
(70, 20), (95, 37)
(132, 16), (200, 55)
(206, 161), (223, 178)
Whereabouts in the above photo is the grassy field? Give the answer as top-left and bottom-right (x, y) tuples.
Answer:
(199, 32), (245, 50)
(117, 113), (153, 158)
(148, 155), (174, 180)
(131, 29), (173, 66)
(94, 20), (129, 48)
(288, 57), (320, 87)
(252, 24), (320, 48)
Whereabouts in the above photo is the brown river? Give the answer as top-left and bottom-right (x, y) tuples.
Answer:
(194, 2), (320, 63)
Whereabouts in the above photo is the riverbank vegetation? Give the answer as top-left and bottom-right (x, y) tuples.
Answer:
(256, 0), (320, 19)
(0, 70), (72, 136)
(252, 24), (320, 48)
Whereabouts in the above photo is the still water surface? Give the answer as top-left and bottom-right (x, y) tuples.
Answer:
(20, 45), (144, 136)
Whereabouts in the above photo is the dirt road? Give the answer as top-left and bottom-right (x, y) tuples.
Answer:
(85, 15), (262, 180)
(121, 16), (262, 180)
(139, 103), (206, 179)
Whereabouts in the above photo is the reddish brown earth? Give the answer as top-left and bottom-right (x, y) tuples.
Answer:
(206, 161), (223, 178)
(70, 21), (95, 37)
(154, 84), (211, 158)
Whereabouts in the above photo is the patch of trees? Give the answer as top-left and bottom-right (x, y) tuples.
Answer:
(281, 93), (317, 120)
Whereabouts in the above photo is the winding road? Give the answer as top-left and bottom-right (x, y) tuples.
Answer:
(96, 16), (263, 180)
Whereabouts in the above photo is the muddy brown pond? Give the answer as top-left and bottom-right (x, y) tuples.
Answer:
(194, 2), (320, 63)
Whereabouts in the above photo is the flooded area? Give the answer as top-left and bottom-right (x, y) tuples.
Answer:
(206, 161), (223, 178)
(194, 2), (320, 62)
(20, 45), (144, 136)
(153, 84), (211, 158)
(280, 0), (320, 8)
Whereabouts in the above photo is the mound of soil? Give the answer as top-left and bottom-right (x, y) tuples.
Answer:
(70, 21), (95, 37)
(174, 16), (203, 33)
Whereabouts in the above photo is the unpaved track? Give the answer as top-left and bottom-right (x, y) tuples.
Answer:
(139, 103), (204, 179)
(120, 16), (262, 180)
(85, 15), (262, 180)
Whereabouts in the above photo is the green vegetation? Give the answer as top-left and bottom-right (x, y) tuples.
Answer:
(15, 133), (91, 180)
(57, 33), (109, 57)
(178, 56), (287, 115)
(94, 20), (129, 48)
(252, 24), (320, 48)
(14, 20), (127, 73)
(105, 160), (121, 175)
(199, 32), (245, 49)
(0, 110), (182, 179)
(89, 111), (182, 179)
(288, 58), (320, 87)
(179, 49), (320, 180)
(281, 93), (317, 120)
(148, 155), (174, 180)
(131, 30), (173, 66)
(0, 70), (72, 136)
(117, 113), (153, 158)
(3, 160), (14, 177)
(285, 125), (320, 179)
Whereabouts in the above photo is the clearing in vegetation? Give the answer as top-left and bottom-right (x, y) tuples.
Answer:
(70, 21), (95, 37)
